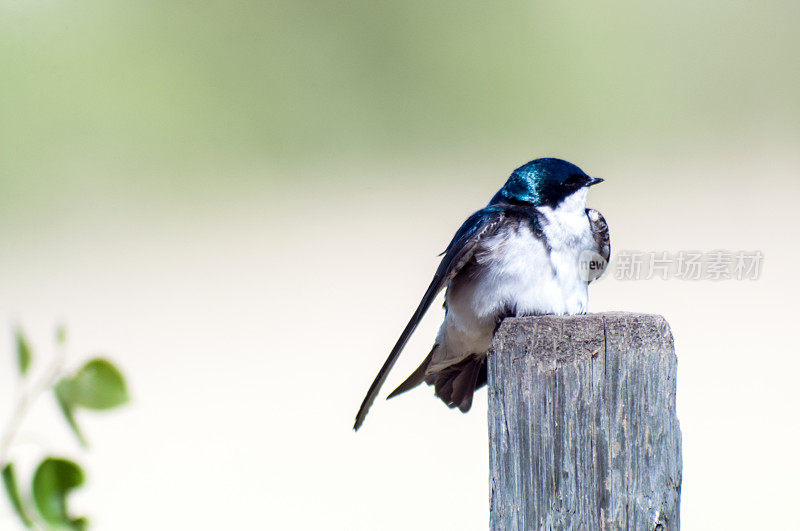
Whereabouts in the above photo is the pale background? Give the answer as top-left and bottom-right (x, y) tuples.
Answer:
(1, 1), (799, 529)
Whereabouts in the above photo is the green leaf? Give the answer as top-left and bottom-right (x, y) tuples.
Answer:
(31, 458), (88, 530)
(54, 358), (129, 446)
(14, 328), (32, 376)
(60, 358), (129, 410)
(56, 325), (67, 346)
(2, 463), (33, 528)
(54, 381), (88, 448)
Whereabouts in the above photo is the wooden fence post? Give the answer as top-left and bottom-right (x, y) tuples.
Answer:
(488, 313), (682, 530)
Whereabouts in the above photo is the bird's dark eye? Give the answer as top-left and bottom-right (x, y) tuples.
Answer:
(563, 174), (587, 188)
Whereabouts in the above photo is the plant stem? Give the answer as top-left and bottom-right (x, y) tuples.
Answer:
(0, 342), (66, 467)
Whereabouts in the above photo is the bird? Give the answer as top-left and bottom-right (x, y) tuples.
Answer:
(353, 157), (610, 431)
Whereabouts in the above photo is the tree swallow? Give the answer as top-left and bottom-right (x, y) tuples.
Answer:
(354, 158), (610, 430)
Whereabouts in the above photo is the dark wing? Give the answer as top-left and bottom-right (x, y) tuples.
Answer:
(586, 208), (611, 274)
(353, 206), (507, 430)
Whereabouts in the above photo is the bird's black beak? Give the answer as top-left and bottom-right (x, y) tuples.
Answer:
(587, 177), (605, 187)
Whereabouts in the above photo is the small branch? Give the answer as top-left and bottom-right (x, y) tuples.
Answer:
(0, 342), (67, 467)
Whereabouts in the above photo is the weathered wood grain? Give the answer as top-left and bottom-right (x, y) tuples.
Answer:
(488, 313), (682, 530)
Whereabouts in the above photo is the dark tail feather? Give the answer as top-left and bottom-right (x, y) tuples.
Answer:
(429, 354), (486, 413)
(387, 350), (434, 399)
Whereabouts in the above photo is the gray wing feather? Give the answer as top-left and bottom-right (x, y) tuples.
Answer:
(586, 208), (611, 271)
(353, 209), (506, 430)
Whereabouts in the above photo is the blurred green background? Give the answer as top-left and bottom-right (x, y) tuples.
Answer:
(1, 1), (799, 529)
(2, 0), (798, 214)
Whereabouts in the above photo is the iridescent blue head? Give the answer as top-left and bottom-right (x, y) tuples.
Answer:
(490, 158), (604, 207)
